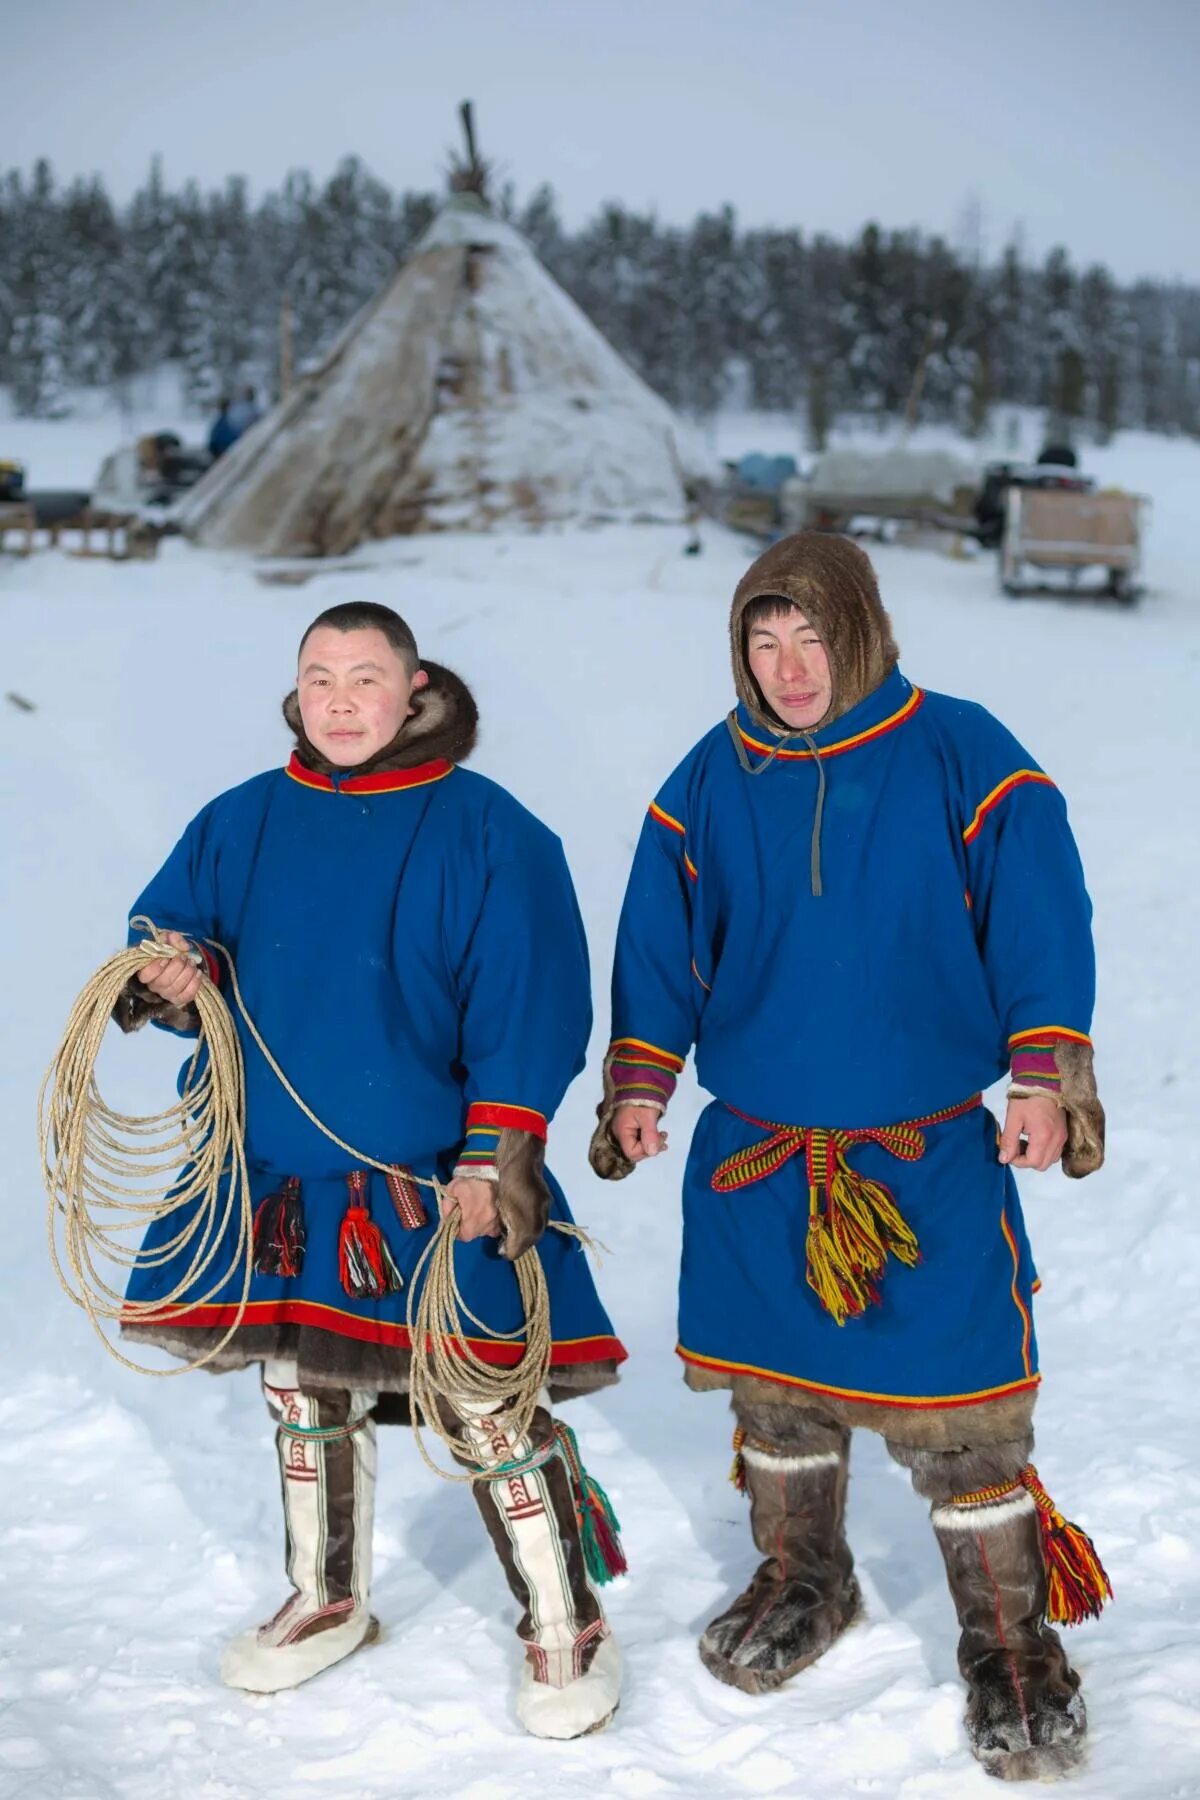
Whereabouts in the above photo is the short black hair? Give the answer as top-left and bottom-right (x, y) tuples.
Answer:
(299, 602), (419, 672)
(741, 594), (807, 634)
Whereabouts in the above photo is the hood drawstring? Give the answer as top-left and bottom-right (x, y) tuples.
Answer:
(725, 712), (826, 898)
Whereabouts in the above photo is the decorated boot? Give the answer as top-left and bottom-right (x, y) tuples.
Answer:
(221, 1358), (380, 1693)
(700, 1402), (862, 1694)
(453, 1394), (623, 1739)
(906, 1441), (1110, 1782)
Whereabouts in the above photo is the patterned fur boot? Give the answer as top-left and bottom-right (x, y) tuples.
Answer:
(454, 1394), (621, 1740)
(700, 1402), (861, 1694)
(891, 1437), (1091, 1782)
(221, 1359), (379, 1692)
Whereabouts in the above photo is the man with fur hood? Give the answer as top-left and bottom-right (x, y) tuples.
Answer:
(114, 601), (625, 1739)
(590, 534), (1108, 1781)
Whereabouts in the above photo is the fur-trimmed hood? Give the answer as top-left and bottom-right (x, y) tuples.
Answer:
(730, 533), (899, 734)
(282, 659), (479, 776)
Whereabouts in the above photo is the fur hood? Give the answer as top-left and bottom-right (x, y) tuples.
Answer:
(729, 532), (900, 734)
(282, 659), (479, 776)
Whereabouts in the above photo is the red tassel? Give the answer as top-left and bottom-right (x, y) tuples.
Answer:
(1020, 1465), (1113, 1626)
(386, 1164), (429, 1230)
(730, 1425), (747, 1494)
(338, 1171), (404, 1298)
(252, 1176), (305, 1277)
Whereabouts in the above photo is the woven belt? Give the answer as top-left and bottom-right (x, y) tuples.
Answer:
(712, 1096), (981, 1326)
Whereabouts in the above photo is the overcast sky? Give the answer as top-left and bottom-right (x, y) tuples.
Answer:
(5, 0), (1197, 283)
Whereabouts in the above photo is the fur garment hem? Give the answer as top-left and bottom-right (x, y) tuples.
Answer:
(120, 1322), (620, 1410)
(684, 1363), (1038, 1447)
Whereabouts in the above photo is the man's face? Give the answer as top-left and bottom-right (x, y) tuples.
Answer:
(297, 626), (429, 766)
(746, 609), (832, 730)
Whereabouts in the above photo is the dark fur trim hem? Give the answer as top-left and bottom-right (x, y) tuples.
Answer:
(111, 976), (199, 1036)
(683, 1364), (1038, 1448)
(1055, 1040), (1105, 1177)
(120, 1323), (619, 1410)
(281, 659), (478, 775)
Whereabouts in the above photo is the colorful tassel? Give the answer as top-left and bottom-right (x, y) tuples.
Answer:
(730, 1424), (747, 1494)
(553, 1421), (627, 1586)
(1020, 1465), (1113, 1626)
(252, 1176), (305, 1277)
(386, 1164), (429, 1230)
(338, 1170), (404, 1299)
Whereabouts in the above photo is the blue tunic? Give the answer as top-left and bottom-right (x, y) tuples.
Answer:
(122, 752), (624, 1378)
(608, 667), (1095, 1411)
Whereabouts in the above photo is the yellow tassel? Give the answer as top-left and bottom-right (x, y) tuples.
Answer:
(806, 1196), (874, 1327)
(1020, 1466), (1113, 1626)
(729, 1425), (747, 1493)
(835, 1168), (919, 1269)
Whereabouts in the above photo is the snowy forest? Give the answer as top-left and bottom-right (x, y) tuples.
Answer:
(2, 153), (1199, 443)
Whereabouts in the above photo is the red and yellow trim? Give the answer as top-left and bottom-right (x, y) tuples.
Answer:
(1008, 1025), (1092, 1050)
(285, 751), (453, 795)
(648, 800), (699, 879)
(736, 686), (924, 762)
(465, 1101), (547, 1141)
(677, 1343), (1039, 1409)
(609, 1037), (686, 1074)
(1000, 1206), (1035, 1380)
(124, 1298), (625, 1366)
(648, 800), (685, 837)
(962, 769), (1055, 844)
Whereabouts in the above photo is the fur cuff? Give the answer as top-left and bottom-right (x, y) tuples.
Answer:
(494, 1129), (552, 1261)
(588, 1051), (635, 1181)
(111, 976), (199, 1036)
(1055, 1040), (1105, 1178)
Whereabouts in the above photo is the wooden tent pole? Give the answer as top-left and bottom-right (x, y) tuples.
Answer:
(279, 294), (294, 401)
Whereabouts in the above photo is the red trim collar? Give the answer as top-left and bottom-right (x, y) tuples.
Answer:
(285, 751), (453, 794)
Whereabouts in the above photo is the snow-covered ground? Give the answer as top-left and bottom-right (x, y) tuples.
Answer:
(2, 413), (1199, 1798)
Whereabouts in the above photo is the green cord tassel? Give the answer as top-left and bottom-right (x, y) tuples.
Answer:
(554, 1421), (628, 1586)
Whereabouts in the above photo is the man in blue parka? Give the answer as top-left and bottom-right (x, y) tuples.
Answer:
(115, 601), (624, 1738)
(589, 533), (1107, 1782)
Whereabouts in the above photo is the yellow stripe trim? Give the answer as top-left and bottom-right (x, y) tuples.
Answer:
(962, 769), (1054, 842)
(648, 800), (686, 836)
(610, 1036), (686, 1071)
(1000, 1207), (1034, 1380)
(284, 763), (453, 794)
(736, 687), (923, 761)
(676, 1343), (1040, 1408)
(1008, 1026), (1092, 1049)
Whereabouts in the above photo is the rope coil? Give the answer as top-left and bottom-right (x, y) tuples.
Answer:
(39, 920), (593, 1477)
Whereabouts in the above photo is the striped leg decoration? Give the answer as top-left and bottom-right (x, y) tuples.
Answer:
(220, 1358), (379, 1692)
(456, 1394), (622, 1738)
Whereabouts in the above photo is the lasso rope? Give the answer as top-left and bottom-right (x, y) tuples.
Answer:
(39, 920), (593, 1477)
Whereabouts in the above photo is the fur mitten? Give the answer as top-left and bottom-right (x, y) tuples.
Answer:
(111, 978), (199, 1036)
(1055, 1040), (1105, 1178)
(495, 1129), (553, 1261)
(588, 1052), (636, 1181)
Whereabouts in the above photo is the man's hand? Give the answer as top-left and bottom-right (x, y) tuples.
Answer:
(446, 1175), (502, 1242)
(612, 1103), (669, 1165)
(135, 930), (203, 1008)
(999, 1095), (1067, 1171)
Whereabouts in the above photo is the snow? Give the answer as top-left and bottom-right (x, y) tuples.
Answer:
(3, 412), (1200, 1797)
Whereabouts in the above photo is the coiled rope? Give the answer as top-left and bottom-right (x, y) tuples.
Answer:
(40, 919), (593, 1477)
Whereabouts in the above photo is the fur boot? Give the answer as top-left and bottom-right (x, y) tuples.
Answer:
(452, 1394), (620, 1739)
(890, 1436), (1087, 1782)
(700, 1401), (861, 1694)
(221, 1359), (379, 1692)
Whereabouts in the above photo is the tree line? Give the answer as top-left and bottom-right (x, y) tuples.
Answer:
(2, 154), (1198, 446)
